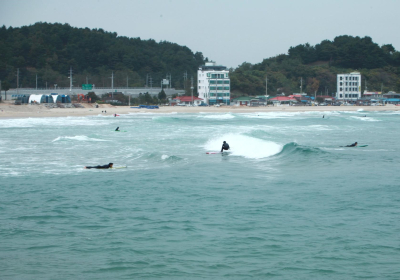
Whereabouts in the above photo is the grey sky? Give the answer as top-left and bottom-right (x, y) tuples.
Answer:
(1, 0), (399, 68)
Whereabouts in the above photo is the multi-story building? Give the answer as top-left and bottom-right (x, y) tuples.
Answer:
(197, 62), (230, 105)
(336, 72), (361, 101)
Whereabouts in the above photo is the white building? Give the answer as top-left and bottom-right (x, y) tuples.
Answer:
(197, 62), (230, 105)
(336, 72), (361, 101)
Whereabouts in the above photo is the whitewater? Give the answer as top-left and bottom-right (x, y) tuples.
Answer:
(1, 110), (400, 279)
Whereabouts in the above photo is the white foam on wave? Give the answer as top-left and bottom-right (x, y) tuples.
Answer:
(52, 135), (108, 142)
(204, 133), (282, 159)
(350, 116), (379, 122)
(198, 113), (235, 120)
(0, 116), (109, 128)
(161, 155), (170, 160)
(241, 111), (339, 119)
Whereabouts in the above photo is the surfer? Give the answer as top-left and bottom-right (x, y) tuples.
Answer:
(346, 142), (358, 147)
(115, 127), (120, 131)
(221, 141), (230, 152)
(84, 163), (113, 169)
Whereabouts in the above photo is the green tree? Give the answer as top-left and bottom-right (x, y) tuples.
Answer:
(2, 80), (10, 101)
(158, 89), (167, 101)
(86, 91), (99, 103)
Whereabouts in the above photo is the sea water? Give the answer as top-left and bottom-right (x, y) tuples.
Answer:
(1, 110), (400, 279)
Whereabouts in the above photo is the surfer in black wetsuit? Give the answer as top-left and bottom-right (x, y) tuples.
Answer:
(221, 141), (230, 152)
(346, 142), (358, 147)
(115, 127), (120, 131)
(85, 163), (113, 169)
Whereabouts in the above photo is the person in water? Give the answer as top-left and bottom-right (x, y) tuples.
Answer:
(221, 141), (230, 152)
(346, 142), (358, 147)
(115, 127), (120, 131)
(85, 163), (113, 169)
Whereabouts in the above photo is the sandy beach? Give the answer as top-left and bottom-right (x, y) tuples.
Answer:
(1, 102), (400, 118)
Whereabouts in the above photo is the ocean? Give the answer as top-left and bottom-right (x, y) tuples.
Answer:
(1, 110), (400, 279)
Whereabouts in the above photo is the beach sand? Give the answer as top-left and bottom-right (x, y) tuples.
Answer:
(1, 102), (399, 118)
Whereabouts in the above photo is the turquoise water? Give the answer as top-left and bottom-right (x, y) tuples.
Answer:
(1, 110), (400, 279)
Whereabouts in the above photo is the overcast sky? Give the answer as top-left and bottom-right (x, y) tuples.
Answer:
(1, 0), (399, 68)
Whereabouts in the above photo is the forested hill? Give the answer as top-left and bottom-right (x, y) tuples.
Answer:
(0, 22), (206, 90)
(1, 23), (400, 97)
(230, 35), (400, 97)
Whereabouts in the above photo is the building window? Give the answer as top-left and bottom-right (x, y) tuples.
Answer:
(224, 81), (230, 84)
(340, 82), (342, 86)
(225, 73), (229, 78)
(340, 87), (342, 91)
(340, 94), (343, 98)
(345, 88), (348, 91)
(217, 80), (224, 84)
(210, 80), (216, 84)
(217, 93), (223, 97)
(207, 73), (210, 77)
(340, 77), (343, 80)
(198, 86), (201, 89)
(224, 87), (230, 90)
(224, 92), (230, 96)
(345, 94), (348, 98)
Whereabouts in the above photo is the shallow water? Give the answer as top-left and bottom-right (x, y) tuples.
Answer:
(1, 110), (400, 279)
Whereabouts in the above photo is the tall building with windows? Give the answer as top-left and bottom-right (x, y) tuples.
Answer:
(197, 62), (230, 105)
(336, 72), (361, 100)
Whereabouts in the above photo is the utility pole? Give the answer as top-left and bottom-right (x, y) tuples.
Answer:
(191, 76), (194, 105)
(16, 68), (19, 95)
(300, 77), (302, 94)
(68, 67), (73, 92)
(109, 71), (114, 89)
(126, 75), (129, 88)
(183, 71), (187, 92)
(36, 74), (38, 90)
(86, 76), (89, 84)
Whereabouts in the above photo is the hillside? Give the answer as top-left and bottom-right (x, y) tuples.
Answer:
(230, 36), (400, 96)
(0, 22), (206, 92)
(1, 23), (400, 97)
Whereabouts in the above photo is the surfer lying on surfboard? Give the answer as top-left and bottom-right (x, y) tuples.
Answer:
(221, 141), (230, 153)
(346, 142), (357, 147)
(84, 163), (113, 169)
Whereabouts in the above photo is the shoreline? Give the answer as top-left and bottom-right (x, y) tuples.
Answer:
(1, 103), (400, 118)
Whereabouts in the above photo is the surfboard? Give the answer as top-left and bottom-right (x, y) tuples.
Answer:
(339, 145), (368, 147)
(113, 130), (127, 132)
(206, 151), (231, 154)
(111, 166), (127, 169)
